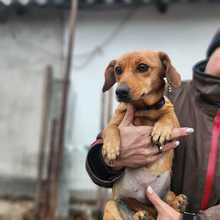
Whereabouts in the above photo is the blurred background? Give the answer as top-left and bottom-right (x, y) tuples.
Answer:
(0, 0), (219, 219)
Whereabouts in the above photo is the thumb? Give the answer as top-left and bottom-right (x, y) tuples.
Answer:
(119, 104), (134, 127)
(146, 186), (166, 212)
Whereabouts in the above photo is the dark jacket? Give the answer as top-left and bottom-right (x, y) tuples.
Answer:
(86, 60), (220, 220)
(170, 60), (220, 219)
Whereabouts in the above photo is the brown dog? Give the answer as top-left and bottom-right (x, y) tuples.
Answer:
(101, 50), (187, 220)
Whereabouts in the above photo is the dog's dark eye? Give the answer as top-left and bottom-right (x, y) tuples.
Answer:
(115, 66), (123, 75)
(137, 63), (149, 72)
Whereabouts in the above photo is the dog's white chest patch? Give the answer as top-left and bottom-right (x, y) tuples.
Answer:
(113, 167), (171, 204)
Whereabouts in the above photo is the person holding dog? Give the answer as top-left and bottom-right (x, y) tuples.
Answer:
(86, 30), (220, 220)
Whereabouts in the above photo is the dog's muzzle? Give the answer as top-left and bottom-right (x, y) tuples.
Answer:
(116, 84), (131, 102)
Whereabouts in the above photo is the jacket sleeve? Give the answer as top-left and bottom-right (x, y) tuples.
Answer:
(86, 140), (124, 188)
(197, 205), (220, 220)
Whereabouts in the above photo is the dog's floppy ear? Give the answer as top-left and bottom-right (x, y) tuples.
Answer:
(102, 60), (116, 92)
(159, 52), (181, 88)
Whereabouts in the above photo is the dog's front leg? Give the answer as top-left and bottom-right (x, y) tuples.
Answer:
(103, 125), (121, 161)
(102, 103), (127, 161)
(151, 104), (179, 146)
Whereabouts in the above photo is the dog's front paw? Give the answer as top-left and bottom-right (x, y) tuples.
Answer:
(102, 137), (120, 161)
(151, 122), (173, 145)
(171, 194), (188, 213)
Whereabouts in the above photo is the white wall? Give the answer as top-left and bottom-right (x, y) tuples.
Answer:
(0, 9), (64, 180)
(70, 3), (220, 190)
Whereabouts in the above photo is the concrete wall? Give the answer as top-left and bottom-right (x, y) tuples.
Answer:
(0, 8), (64, 180)
(70, 3), (220, 191)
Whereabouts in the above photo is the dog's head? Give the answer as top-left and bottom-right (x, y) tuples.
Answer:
(102, 50), (181, 103)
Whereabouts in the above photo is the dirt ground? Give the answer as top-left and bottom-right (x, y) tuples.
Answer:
(0, 199), (102, 220)
(0, 199), (33, 220)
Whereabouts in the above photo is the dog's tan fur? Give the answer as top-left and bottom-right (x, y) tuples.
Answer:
(101, 50), (187, 220)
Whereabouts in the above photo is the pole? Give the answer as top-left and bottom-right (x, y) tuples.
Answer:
(56, 0), (78, 218)
(36, 66), (53, 220)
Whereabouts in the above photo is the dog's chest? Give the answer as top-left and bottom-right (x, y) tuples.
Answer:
(133, 110), (160, 126)
(133, 117), (154, 126)
(113, 167), (171, 204)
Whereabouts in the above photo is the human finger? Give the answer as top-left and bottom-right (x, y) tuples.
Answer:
(125, 140), (180, 157)
(170, 127), (194, 140)
(159, 140), (181, 152)
(119, 104), (134, 127)
(112, 153), (162, 169)
(146, 186), (167, 212)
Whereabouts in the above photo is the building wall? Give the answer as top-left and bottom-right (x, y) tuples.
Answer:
(0, 8), (64, 180)
(70, 3), (220, 191)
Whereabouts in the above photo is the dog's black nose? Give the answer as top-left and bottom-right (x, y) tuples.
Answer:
(116, 84), (130, 101)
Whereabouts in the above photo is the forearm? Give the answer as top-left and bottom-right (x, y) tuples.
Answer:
(86, 142), (124, 188)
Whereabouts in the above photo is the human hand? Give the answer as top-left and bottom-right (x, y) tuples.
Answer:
(105, 104), (194, 170)
(146, 186), (182, 220)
